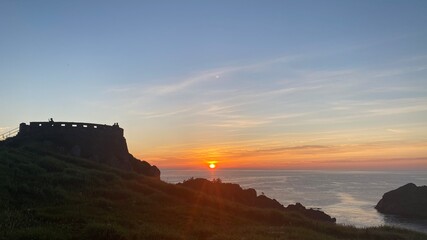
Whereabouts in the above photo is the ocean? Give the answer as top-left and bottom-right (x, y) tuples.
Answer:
(161, 170), (427, 234)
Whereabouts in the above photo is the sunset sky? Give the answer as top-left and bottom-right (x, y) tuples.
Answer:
(1, 1), (427, 170)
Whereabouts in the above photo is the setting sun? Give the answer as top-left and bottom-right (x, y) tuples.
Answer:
(209, 163), (216, 169)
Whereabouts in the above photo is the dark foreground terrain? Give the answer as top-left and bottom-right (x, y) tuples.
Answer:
(1, 143), (426, 240)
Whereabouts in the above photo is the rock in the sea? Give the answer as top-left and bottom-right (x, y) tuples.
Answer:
(375, 183), (427, 217)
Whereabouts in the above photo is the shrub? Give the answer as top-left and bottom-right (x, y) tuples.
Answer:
(82, 222), (127, 240)
(7, 226), (67, 240)
(88, 169), (118, 183)
(92, 197), (114, 210)
(37, 156), (66, 172)
(55, 174), (87, 189)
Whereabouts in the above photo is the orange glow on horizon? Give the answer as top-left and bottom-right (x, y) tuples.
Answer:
(132, 140), (427, 170)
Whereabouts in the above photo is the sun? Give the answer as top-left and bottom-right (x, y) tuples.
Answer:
(209, 163), (216, 169)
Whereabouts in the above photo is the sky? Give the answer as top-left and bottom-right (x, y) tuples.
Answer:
(1, 0), (427, 170)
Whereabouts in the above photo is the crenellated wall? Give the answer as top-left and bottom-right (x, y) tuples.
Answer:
(19, 121), (124, 137)
(17, 121), (130, 170)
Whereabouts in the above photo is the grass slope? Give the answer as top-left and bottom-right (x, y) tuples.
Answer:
(0, 143), (426, 240)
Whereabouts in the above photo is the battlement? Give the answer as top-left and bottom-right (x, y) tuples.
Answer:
(18, 121), (124, 137)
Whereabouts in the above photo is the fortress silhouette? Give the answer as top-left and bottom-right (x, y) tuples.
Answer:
(5, 120), (160, 178)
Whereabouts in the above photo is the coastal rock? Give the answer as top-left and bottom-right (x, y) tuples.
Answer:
(375, 183), (427, 217)
(178, 178), (268, 207)
(129, 154), (161, 178)
(179, 178), (336, 223)
(286, 203), (336, 223)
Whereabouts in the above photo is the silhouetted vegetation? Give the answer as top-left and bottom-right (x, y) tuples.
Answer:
(0, 143), (426, 240)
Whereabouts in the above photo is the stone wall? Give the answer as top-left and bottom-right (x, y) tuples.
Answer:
(19, 121), (124, 138)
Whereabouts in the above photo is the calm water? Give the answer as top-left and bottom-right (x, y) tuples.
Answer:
(162, 170), (427, 234)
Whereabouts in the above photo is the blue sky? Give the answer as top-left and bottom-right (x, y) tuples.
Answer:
(1, 1), (427, 169)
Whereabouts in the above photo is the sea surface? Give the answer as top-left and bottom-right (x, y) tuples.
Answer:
(162, 169), (427, 234)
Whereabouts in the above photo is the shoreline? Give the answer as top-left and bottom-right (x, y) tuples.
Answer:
(162, 169), (427, 234)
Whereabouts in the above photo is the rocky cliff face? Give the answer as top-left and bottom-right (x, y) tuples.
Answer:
(5, 122), (160, 178)
(375, 183), (427, 217)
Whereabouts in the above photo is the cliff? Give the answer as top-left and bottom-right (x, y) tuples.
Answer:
(2, 121), (160, 178)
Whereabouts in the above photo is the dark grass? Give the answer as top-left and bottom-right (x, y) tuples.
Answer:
(0, 144), (426, 240)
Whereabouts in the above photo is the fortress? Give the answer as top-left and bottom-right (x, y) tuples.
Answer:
(3, 120), (160, 178)
(18, 120), (124, 138)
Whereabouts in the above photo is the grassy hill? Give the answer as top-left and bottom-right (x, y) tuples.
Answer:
(0, 143), (426, 240)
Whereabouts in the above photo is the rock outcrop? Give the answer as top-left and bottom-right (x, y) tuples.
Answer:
(179, 178), (336, 223)
(375, 183), (427, 217)
(3, 121), (160, 179)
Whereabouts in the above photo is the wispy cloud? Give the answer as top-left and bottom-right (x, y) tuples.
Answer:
(146, 69), (226, 95)
(243, 145), (330, 155)
(104, 86), (135, 94)
(144, 55), (302, 95)
(366, 105), (427, 116)
(370, 65), (427, 78)
(210, 118), (272, 128)
(386, 128), (406, 134)
(0, 127), (10, 132)
(314, 157), (427, 165)
(129, 107), (193, 119)
(196, 103), (244, 117)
